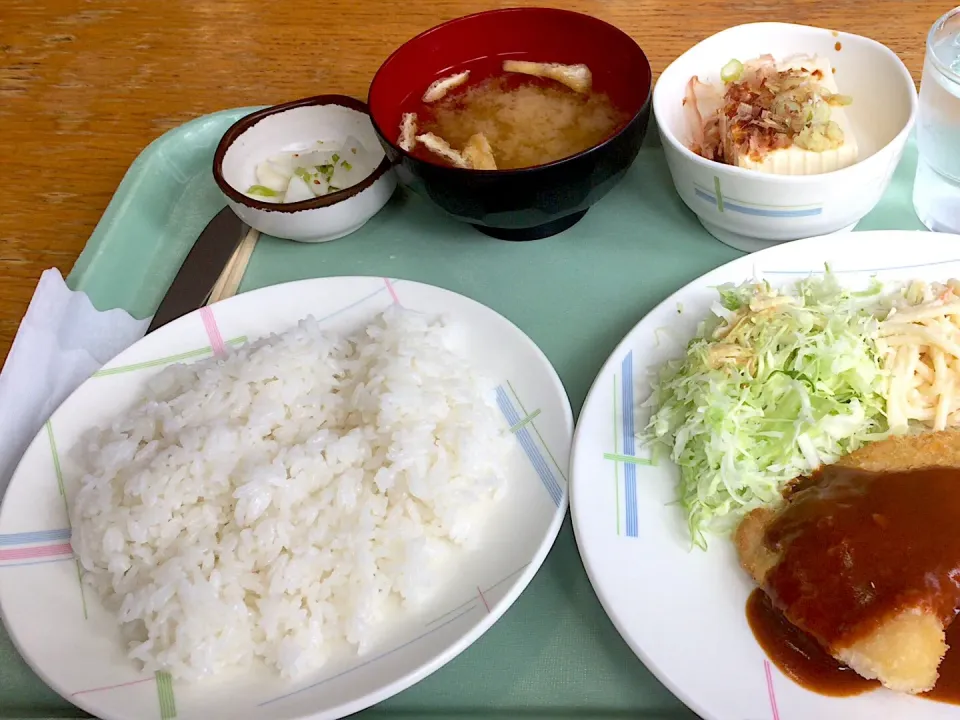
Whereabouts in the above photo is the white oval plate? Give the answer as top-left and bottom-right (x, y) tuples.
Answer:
(570, 230), (960, 720)
(0, 276), (573, 720)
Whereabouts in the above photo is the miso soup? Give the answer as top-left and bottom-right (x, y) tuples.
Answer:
(403, 61), (630, 170)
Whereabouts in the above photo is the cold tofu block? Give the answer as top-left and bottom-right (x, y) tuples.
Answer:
(736, 56), (858, 176)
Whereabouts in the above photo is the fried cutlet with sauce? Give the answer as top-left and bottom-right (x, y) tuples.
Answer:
(736, 430), (960, 694)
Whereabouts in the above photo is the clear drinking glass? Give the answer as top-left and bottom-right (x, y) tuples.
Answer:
(914, 6), (960, 232)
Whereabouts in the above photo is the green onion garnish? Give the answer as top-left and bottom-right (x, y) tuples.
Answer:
(720, 59), (743, 83)
(247, 185), (280, 197)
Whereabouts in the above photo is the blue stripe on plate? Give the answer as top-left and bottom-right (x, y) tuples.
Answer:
(0, 556), (75, 569)
(763, 258), (960, 275)
(0, 528), (71, 546)
(495, 387), (563, 507)
(259, 604), (476, 706)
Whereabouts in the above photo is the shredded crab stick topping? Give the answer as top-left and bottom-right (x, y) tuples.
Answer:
(502, 60), (593, 93)
(422, 70), (471, 103)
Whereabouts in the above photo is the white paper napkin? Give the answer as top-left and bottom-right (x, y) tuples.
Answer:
(0, 270), (150, 495)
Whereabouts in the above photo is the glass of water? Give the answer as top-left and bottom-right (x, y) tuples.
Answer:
(914, 6), (960, 232)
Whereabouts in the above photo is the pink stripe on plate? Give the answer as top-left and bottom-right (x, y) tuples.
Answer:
(476, 586), (490, 613)
(200, 306), (227, 357)
(764, 660), (781, 720)
(383, 278), (401, 305)
(0, 542), (73, 562)
(72, 676), (154, 697)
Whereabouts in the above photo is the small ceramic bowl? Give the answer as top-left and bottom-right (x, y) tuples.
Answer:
(214, 95), (397, 243)
(654, 22), (918, 252)
(368, 7), (652, 241)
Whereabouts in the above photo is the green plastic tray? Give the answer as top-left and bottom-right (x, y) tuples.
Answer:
(1, 108), (924, 720)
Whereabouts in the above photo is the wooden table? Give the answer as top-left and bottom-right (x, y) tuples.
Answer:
(0, 0), (943, 361)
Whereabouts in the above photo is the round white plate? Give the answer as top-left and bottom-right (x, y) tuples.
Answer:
(0, 276), (573, 720)
(570, 230), (960, 720)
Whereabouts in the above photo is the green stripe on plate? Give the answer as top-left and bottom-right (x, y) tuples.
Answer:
(603, 452), (653, 465)
(155, 671), (176, 719)
(45, 420), (88, 619)
(45, 421), (65, 498)
(612, 374), (621, 536)
(93, 336), (247, 377)
(505, 380), (567, 482)
(509, 408), (540, 433)
(73, 558), (88, 620)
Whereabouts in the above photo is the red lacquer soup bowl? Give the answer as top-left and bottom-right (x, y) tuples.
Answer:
(368, 7), (652, 241)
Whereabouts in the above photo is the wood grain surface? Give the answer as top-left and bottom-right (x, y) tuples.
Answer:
(0, 0), (946, 362)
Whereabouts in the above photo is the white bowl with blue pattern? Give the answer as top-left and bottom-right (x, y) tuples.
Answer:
(654, 22), (917, 252)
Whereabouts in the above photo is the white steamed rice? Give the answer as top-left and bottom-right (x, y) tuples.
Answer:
(68, 306), (511, 681)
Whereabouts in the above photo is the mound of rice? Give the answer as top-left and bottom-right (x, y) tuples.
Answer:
(69, 307), (511, 681)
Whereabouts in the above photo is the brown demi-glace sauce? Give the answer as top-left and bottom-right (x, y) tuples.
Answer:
(746, 464), (960, 703)
(749, 590), (960, 703)
(747, 588), (877, 696)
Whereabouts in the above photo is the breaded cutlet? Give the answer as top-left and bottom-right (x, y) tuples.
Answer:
(735, 430), (960, 694)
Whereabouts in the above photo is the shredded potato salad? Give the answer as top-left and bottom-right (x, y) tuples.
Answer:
(879, 279), (960, 432)
(645, 272), (960, 548)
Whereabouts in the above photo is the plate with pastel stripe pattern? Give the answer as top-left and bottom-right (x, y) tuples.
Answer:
(0, 276), (572, 720)
(570, 230), (960, 720)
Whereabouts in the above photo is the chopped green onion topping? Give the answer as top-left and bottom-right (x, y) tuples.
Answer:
(294, 167), (312, 182)
(720, 58), (744, 83)
(341, 161), (352, 171)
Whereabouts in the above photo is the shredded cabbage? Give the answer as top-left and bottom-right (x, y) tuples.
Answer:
(644, 273), (890, 549)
